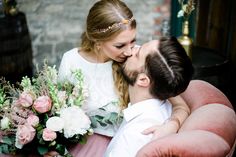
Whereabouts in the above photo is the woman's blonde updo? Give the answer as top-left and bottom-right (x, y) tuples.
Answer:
(80, 0), (136, 109)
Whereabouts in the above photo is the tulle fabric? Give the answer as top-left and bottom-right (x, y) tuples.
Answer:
(69, 133), (112, 157)
(1, 134), (111, 157)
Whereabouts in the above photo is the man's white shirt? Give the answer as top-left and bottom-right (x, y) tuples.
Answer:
(104, 99), (172, 157)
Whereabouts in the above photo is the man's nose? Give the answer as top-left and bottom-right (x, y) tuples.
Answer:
(131, 45), (140, 55)
(123, 46), (133, 56)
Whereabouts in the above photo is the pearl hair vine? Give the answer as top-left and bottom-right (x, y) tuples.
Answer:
(94, 17), (135, 33)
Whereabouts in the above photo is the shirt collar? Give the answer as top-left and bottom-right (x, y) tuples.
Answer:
(123, 99), (164, 122)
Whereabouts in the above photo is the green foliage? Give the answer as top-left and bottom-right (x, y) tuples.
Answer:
(177, 0), (195, 20)
(0, 87), (6, 105)
(79, 135), (87, 145)
(90, 101), (123, 129)
(37, 146), (48, 155)
(0, 136), (16, 154)
(2, 0), (18, 15)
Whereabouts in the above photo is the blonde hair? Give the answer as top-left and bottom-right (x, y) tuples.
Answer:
(112, 62), (130, 109)
(80, 0), (136, 109)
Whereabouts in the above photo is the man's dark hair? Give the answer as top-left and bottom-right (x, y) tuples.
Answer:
(145, 36), (194, 100)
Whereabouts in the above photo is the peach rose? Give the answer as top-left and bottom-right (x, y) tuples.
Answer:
(42, 128), (57, 141)
(26, 115), (39, 127)
(15, 124), (36, 149)
(33, 96), (52, 113)
(18, 92), (34, 107)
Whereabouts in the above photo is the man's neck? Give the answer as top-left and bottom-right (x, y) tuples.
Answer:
(129, 86), (153, 105)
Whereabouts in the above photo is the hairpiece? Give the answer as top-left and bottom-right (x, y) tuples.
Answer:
(94, 17), (134, 33)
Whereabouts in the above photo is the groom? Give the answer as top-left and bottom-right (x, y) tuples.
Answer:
(104, 37), (194, 157)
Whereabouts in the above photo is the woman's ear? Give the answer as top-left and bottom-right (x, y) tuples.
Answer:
(136, 73), (150, 87)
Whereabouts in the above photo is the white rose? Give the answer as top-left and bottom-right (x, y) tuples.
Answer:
(60, 106), (91, 138)
(1, 117), (10, 130)
(46, 116), (64, 132)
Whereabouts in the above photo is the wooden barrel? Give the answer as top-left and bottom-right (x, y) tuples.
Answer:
(0, 12), (33, 83)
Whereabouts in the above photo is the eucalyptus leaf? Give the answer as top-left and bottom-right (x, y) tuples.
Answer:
(108, 112), (118, 123)
(37, 146), (48, 155)
(103, 119), (113, 125)
(55, 144), (66, 155)
(0, 144), (10, 154)
(94, 115), (104, 121)
(90, 116), (98, 128)
(2, 136), (14, 145)
(99, 108), (106, 111)
(98, 121), (108, 127)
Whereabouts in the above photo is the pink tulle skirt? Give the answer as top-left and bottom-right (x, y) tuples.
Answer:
(69, 133), (112, 157)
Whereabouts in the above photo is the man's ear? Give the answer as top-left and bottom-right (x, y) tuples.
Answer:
(136, 73), (150, 87)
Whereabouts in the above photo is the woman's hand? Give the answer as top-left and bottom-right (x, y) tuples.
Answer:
(43, 151), (60, 157)
(142, 95), (190, 140)
(142, 119), (179, 140)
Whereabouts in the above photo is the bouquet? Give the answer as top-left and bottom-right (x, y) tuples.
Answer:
(0, 64), (93, 156)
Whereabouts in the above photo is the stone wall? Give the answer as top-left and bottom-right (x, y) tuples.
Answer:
(17, 0), (170, 72)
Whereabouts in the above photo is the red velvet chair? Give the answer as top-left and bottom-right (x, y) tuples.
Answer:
(136, 80), (236, 157)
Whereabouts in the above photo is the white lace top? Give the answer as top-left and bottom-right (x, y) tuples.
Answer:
(58, 48), (121, 137)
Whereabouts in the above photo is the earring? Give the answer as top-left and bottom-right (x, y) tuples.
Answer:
(95, 43), (100, 51)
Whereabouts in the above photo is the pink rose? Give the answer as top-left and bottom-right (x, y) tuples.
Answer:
(15, 124), (36, 149)
(42, 128), (57, 141)
(33, 96), (52, 113)
(26, 115), (39, 127)
(18, 92), (34, 107)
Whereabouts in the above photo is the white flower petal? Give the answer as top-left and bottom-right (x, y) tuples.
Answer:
(46, 117), (64, 131)
(15, 138), (23, 149)
(0, 117), (10, 130)
(60, 106), (91, 138)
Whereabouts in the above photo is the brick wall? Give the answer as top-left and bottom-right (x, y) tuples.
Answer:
(17, 0), (170, 72)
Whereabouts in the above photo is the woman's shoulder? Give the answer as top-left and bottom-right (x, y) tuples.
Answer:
(61, 48), (83, 63)
(63, 48), (79, 57)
